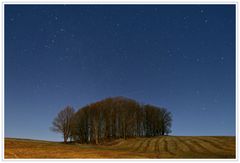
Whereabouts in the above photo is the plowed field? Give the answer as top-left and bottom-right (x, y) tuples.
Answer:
(4, 136), (235, 159)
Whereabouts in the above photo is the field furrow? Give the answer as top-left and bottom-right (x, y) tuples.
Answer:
(133, 138), (147, 152)
(130, 138), (142, 150)
(158, 137), (166, 153)
(167, 137), (180, 154)
(127, 139), (139, 149)
(189, 138), (214, 154)
(175, 137), (198, 153)
(163, 138), (175, 155)
(141, 138), (152, 152)
(154, 137), (161, 153)
(196, 137), (234, 151)
(5, 136), (236, 159)
(147, 137), (159, 152)
(193, 138), (230, 153)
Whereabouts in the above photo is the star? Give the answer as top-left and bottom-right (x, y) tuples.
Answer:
(44, 44), (50, 49)
(218, 56), (225, 64)
(167, 49), (171, 53)
(183, 54), (188, 59)
(201, 107), (207, 111)
(40, 28), (44, 32)
(103, 15), (108, 20)
(200, 9), (204, 13)
(65, 47), (70, 51)
(17, 12), (21, 17)
(183, 16), (189, 20)
(204, 19), (208, 23)
(12, 36), (17, 40)
(55, 84), (62, 88)
(145, 39), (149, 44)
(196, 90), (200, 95)
(58, 56), (64, 62)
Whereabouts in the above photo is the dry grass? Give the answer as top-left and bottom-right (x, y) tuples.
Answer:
(4, 136), (236, 159)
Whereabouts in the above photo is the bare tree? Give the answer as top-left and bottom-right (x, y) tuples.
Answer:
(51, 106), (75, 143)
(159, 108), (172, 135)
(69, 97), (172, 144)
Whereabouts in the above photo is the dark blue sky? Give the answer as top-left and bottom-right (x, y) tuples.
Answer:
(5, 5), (235, 141)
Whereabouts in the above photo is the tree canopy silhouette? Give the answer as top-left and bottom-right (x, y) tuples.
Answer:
(52, 97), (172, 144)
(51, 106), (75, 143)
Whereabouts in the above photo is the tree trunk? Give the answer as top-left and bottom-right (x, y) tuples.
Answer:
(95, 127), (99, 145)
(64, 136), (68, 143)
(161, 129), (165, 136)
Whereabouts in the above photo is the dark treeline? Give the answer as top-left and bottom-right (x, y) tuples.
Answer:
(51, 97), (172, 144)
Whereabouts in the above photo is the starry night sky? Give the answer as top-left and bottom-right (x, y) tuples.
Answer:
(5, 5), (235, 141)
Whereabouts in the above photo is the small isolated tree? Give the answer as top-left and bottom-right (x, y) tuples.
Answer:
(51, 106), (75, 143)
(159, 108), (172, 135)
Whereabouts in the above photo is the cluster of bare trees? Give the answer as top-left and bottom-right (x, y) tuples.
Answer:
(51, 97), (172, 144)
